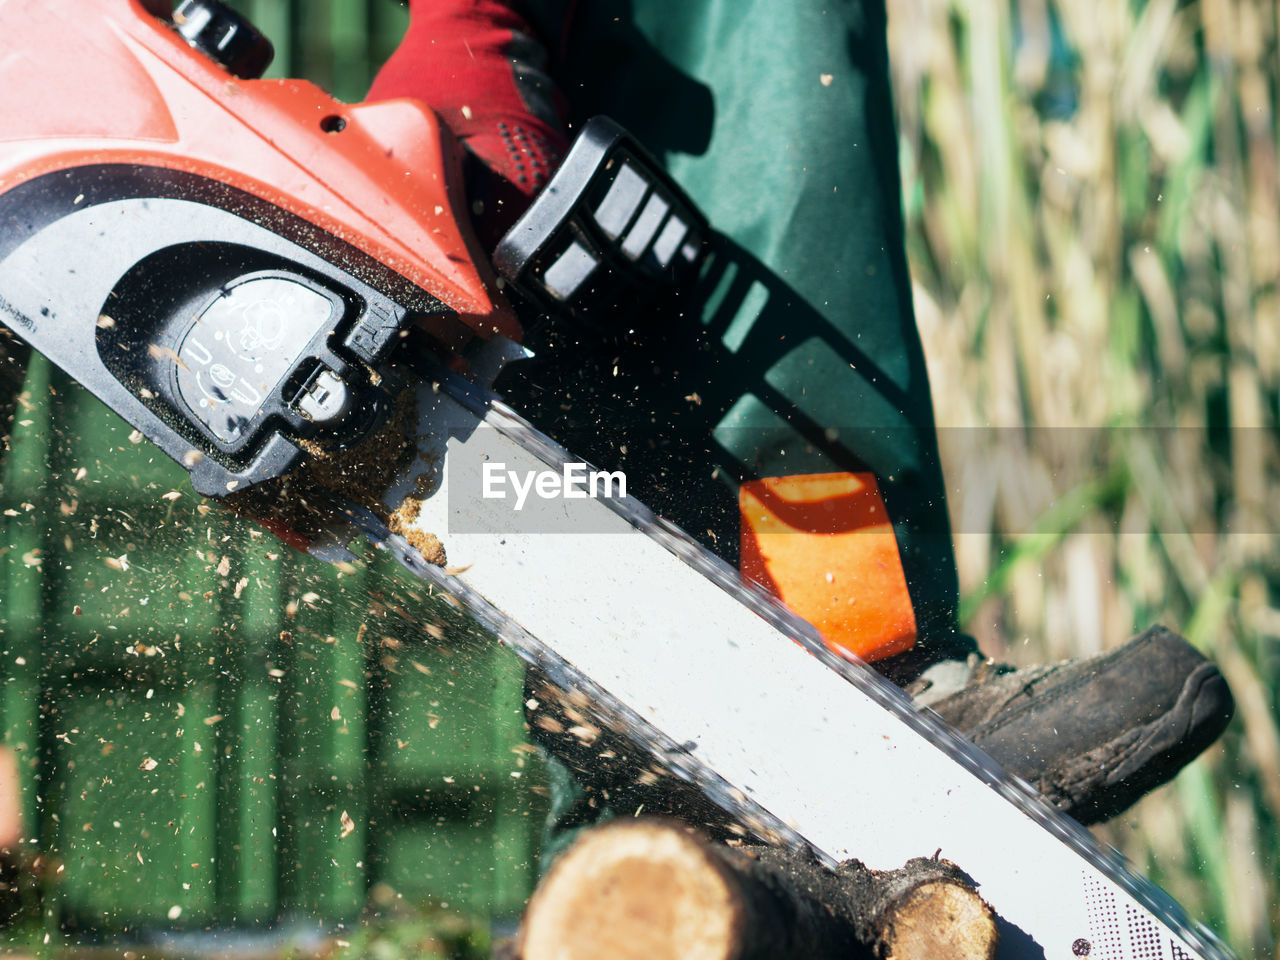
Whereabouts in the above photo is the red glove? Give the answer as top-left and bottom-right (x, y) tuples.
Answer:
(368, 0), (570, 250)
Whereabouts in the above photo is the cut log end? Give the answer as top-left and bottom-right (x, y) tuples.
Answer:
(519, 819), (744, 960)
(881, 880), (999, 960)
(517, 819), (999, 960)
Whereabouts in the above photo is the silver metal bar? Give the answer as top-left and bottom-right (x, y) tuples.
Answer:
(350, 369), (1235, 960)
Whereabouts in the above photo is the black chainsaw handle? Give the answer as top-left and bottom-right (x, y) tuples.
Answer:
(493, 117), (708, 331)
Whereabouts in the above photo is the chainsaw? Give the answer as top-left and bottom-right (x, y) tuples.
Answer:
(0, 2), (1239, 957)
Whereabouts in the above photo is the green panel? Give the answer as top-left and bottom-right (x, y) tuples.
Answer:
(370, 0), (410, 68)
(329, 0), (372, 102)
(42, 539), (222, 647)
(284, 565), (369, 784)
(380, 642), (504, 781)
(50, 682), (219, 926)
(1, 355), (52, 836)
(216, 532), (284, 924)
(249, 0), (295, 78)
(275, 560), (370, 920)
(280, 782), (367, 919)
(371, 606), (541, 914)
(0, 1), (547, 939)
(372, 776), (543, 916)
(55, 380), (188, 495)
(378, 814), (500, 911)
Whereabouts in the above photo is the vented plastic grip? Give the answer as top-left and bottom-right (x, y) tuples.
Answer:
(492, 117), (708, 328)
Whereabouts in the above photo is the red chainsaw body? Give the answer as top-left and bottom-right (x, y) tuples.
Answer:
(0, 0), (518, 338)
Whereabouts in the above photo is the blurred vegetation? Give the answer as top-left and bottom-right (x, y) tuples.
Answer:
(887, 0), (1280, 955)
(304, 894), (493, 960)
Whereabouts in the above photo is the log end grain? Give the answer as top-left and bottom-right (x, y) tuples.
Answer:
(519, 819), (744, 960)
(881, 879), (999, 960)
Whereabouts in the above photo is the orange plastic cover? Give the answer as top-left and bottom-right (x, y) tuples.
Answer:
(739, 472), (917, 663)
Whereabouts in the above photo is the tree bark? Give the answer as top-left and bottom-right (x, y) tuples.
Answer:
(512, 818), (998, 960)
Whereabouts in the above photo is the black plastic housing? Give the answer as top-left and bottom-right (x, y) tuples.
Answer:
(0, 165), (440, 497)
(493, 117), (708, 329)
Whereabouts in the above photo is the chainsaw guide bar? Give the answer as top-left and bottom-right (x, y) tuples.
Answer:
(332, 361), (1235, 960)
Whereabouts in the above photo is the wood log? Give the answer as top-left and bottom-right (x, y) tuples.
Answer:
(828, 853), (1001, 960)
(512, 818), (997, 960)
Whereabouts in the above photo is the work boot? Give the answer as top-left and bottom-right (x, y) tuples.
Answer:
(907, 625), (1235, 825)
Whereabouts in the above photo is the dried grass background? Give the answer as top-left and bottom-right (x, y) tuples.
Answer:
(887, 0), (1280, 954)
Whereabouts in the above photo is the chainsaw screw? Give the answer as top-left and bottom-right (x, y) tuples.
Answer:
(320, 115), (348, 134)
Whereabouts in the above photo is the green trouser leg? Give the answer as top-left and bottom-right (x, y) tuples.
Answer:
(497, 0), (970, 867)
